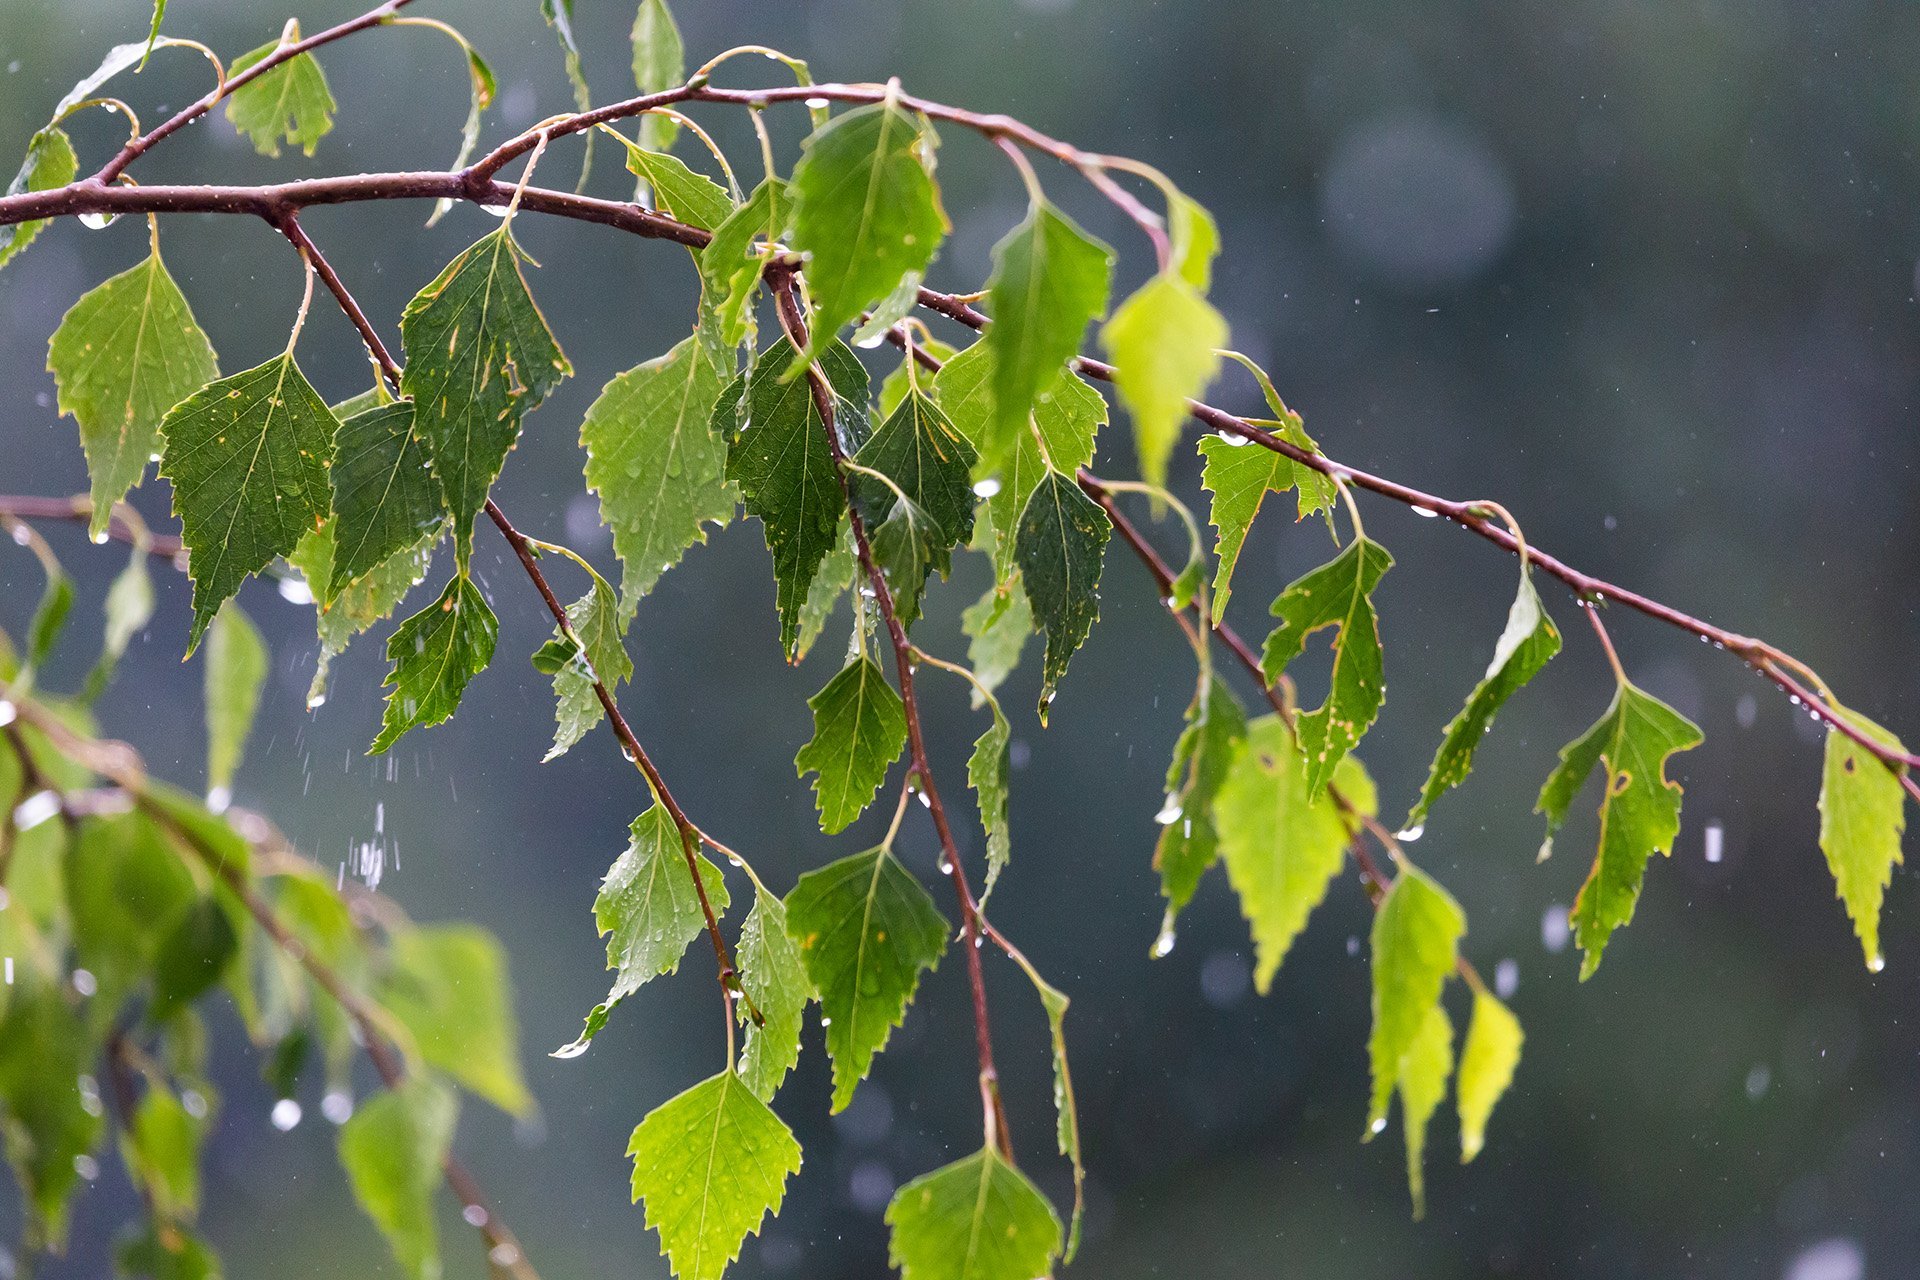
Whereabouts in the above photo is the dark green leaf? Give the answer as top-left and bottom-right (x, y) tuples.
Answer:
(885, 1146), (1062, 1280)
(868, 496), (943, 626)
(0, 986), (103, 1247)
(1197, 432), (1332, 624)
(292, 524), (437, 710)
(1155, 675), (1246, 928)
(226, 38), (335, 157)
(325, 400), (442, 600)
(151, 896), (239, 1022)
(852, 388), (977, 547)
(369, 575), (499, 754)
(1015, 470), (1111, 718)
(66, 813), (196, 1012)
(794, 656), (907, 834)
(338, 1078), (457, 1280)
(117, 1223), (219, 1280)
(544, 569), (633, 761)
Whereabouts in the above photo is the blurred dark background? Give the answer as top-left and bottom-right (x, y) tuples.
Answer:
(3, 1), (1918, 1277)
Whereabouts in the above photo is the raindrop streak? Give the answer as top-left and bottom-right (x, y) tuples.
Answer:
(1704, 821), (1724, 864)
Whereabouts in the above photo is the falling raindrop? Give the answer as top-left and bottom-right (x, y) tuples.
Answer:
(1704, 821), (1724, 864)
(270, 1098), (303, 1131)
(1411, 506), (1439, 518)
(1541, 904), (1571, 954)
(972, 478), (1001, 498)
(1154, 794), (1182, 826)
(321, 1090), (354, 1124)
(206, 786), (231, 815)
(1369, 1116), (1388, 1135)
(1494, 957), (1519, 998)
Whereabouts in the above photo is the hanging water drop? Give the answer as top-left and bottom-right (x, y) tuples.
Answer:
(1151, 928), (1176, 958)
(1396, 822), (1424, 843)
(79, 211), (117, 230)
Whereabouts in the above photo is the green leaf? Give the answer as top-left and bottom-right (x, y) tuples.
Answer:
(789, 100), (948, 344)
(1397, 1001), (1453, 1221)
(933, 342), (1105, 581)
(0, 128), (78, 272)
(142, 0), (170, 63)
(850, 270), (925, 347)
(24, 560), (74, 677)
(292, 524), (437, 709)
(795, 656), (908, 834)
(338, 1078), (458, 1280)
(47, 249), (221, 536)
(158, 353), (336, 651)
(795, 527), (857, 663)
(879, 341), (953, 417)
(427, 44), (496, 227)
(1155, 674), (1246, 928)
(735, 886), (813, 1102)
(581, 335), (732, 618)
(1818, 706), (1909, 971)
(1015, 470), (1111, 718)
(981, 202), (1113, 469)
(1032, 975), (1085, 1260)
(868, 495), (944, 627)
(66, 813), (196, 1011)
(380, 924), (532, 1117)
(699, 178), (788, 353)
(87, 545), (156, 697)
(785, 845), (948, 1111)
(561, 804), (730, 1055)
(124, 1083), (203, 1220)
(539, 0), (595, 175)
(1457, 989), (1522, 1164)
(620, 138), (733, 232)
(0, 986), (103, 1247)
(203, 601), (267, 797)
(400, 228), (571, 566)
(852, 388), (978, 549)
(961, 584), (1030, 708)
(1367, 862), (1464, 1133)
(369, 575), (499, 755)
(885, 1146), (1062, 1280)
(729, 337), (868, 657)
(627, 1070), (802, 1280)
(226, 38), (335, 157)
(1168, 188), (1221, 292)
(1405, 566), (1560, 832)
(325, 399), (443, 600)
(1535, 680), (1704, 978)
(1197, 432), (1333, 624)
(543, 569), (633, 761)
(1100, 273), (1226, 488)
(150, 896), (240, 1021)
(1215, 715), (1372, 989)
(1260, 536), (1394, 796)
(969, 703), (1013, 904)
(630, 0), (685, 152)
(117, 1223), (220, 1280)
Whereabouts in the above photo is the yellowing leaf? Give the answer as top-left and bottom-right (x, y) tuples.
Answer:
(1457, 989), (1522, 1164)
(1100, 273), (1225, 488)
(1367, 861), (1463, 1133)
(1817, 705), (1909, 971)
(1397, 1001), (1453, 1221)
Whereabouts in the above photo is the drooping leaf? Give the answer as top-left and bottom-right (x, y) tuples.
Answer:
(850, 270), (925, 347)
(542, 569), (633, 761)
(203, 601), (267, 797)
(789, 99), (948, 344)
(1818, 705), (1909, 971)
(116, 1224), (220, 1280)
(1260, 536), (1394, 796)
(1367, 862), (1465, 1133)
(969, 703), (1013, 904)
(851, 388), (977, 548)
(150, 896), (239, 1021)
(1031, 973), (1085, 1260)
(427, 43), (497, 227)
(699, 178), (788, 353)
(981, 202), (1113, 468)
(369, 575), (499, 754)
(379, 924), (532, 1117)
(292, 524), (437, 709)
(0, 986), (103, 1247)
(1397, 1001), (1453, 1221)
(1197, 432), (1334, 624)
(795, 527), (857, 662)
(124, 1082), (204, 1220)
(785, 845), (948, 1111)
(538, 0), (594, 178)
(1405, 565), (1560, 832)
(630, 0), (685, 152)
(66, 812), (196, 1011)
(23, 557), (74, 678)
(885, 1146), (1062, 1280)
(619, 138), (733, 231)
(1015, 470), (1111, 717)
(0, 128), (78, 272)
(729, 337), (868, 657)
(795, 656), (908, 834)
(47, 249), (221, 536)
(627, 1070), (802, 1280)
(961, 584), (1030, 708)
(1155, 674), (1246, 927)
(1457, 989), (1522, 1164)
(338, 1078), (457, 1280)
(157, 354), (336, 651)
(1536, 680), (1704, 978)
(1101, 272), (1226, 488)
(400, 228), (571, 565)
(868, 495), (944, 626)
(561, 804), (730, 1055)
(1215, 715), (1373, 989)
(86, 545), (156, 697)
(1167, 188), (1221, 292)
(325, 399), (443, 601)
(226, 36), (336, 157)
(736, 886), (813, 1102)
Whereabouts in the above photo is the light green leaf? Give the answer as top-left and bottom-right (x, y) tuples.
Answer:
(627, 1070), (801, 1280)
(1168, 188), (1221, 292)
(1406, 566), (1560, 832)
(86, 546), (155, 696)
(1260, 535), (1394, 796)
(1100, 273), (1226, 488)
(1032, 975), (1085, 1260)
(969, 703), (1013, 904)
(369, 575), (498, 754)
(380, 924), (531, 1117)
(400, 228), (571, 566)
(142, 0), (170, 63)
(789, 100), (948, 343)
(158, 353), (336, 651)
(630, 0), (684, 152)
(852, 388), (977, 550)
(620, 138), (733, 231)
(736, 886), (813, 1102)
(1015, 470), (1110, 718)
(427, 44), (496, 227)
(795, 527), (857, 663)
(1397, 1001), (1452, 1221)
(24, 559), (74, 677)
(543, 569), (632, 761)
(981, 202), (1113, 469)
(885, 1146), (1062, 1280)
(338, 1078), (457, 1280)
(203, 601), (266, 797)
(226, 37), (336, 157)
(0, 128), (78, 271)
(879, 341), (953, 417)
(325, 399), (443, 600)
(961, 583), (1030, 708)
(561, 804), (730, 1055)
(785, 845), (948, 1111)
(1818, 706), (1909, 971)
(795, 656), (908, 834)
(850, 270), (925, 347)
(48, 249), (221, 536)
(1536, 680), (1703, 978)
(292, 524), (437, 709)
(1457, 989), (1522, 1164)
(1367, 862), (1465, 1133)
(1216, 715), (1371, 990)
(124, 1083), (203, 1220)
(538, 0), (594, 180)
(729, 337), (868, 657)
(699, 178), (787, 353)
(1155, 674), (1246, 928)
(0, 986), (103, 1247)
